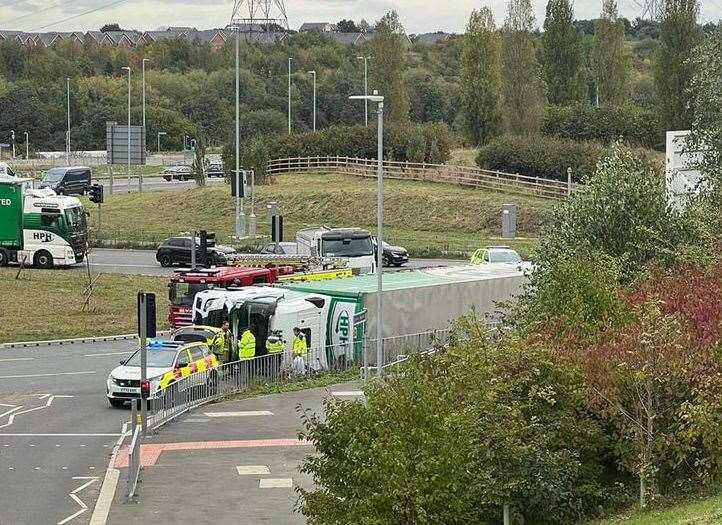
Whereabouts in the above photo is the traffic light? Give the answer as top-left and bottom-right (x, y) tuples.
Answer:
(88, 183), (104, 204)
(230, 170), (245, 198)
(199, 230), (216, 266)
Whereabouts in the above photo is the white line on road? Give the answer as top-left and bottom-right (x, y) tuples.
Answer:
(89, 263), (159, 269)
(0, 394), (74, 429)
(57, 477), (98, 525)
(0, 357), (35, 362)
(204, 411), (274, 417)
(236, 465), (271, 475)
(259, 478), (293, 488)
(83, 352), (128, 357)
(0, 405), (22, 419)
(0, 371), (95, 379)
(0, 433), (122, 437)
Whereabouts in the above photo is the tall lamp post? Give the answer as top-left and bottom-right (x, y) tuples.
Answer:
(157, 131), (167, 153)
(66, 77), (71, 164)
(24, 132), (29, 160)
(10, 130), (15, 159)
(308, 70), (317, 132)
(356, 56), (372, 127)
(121, 66), (131, 192)
(235, 25), (245, 237)
(350, 91), (384, 377)
(287, 57), (293, 134)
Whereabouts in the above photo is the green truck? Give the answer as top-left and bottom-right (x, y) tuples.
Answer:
(0, 177), (88, 268)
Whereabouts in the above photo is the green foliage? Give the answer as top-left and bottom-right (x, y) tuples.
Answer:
(476, 134), (606, 181)
(542, 104), (661, 148)
(370, 11), (410, 123)
(238, 110), (286, 141)
(298, 324), (611, 524)
(191, 136), (207, 187)
(460, 7), (503, 145)
(501, 0), (546, 135)
(592, 0), (630, 106)
(654, 0), (701, 131)
(541, 0), (586, 105)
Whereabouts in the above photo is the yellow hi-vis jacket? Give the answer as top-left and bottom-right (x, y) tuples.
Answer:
(207, 332), (225, 356)
(292, 334), (308, 357)
(238, 330), (256, 361)
(266, 336), (284, 354)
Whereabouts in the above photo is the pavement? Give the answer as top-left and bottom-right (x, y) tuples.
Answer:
(0, 339), (142, 525)
(91, 176), (226, 194)
(106, 383), (364, 525)
(66, 249), (465, 277)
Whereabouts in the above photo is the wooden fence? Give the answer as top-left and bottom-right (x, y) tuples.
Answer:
(267, 156), (579, 200)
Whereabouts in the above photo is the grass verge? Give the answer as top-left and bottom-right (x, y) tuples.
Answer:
(86, 172), (550, 258)
(216, 368), (359, 401)
(0, 267), (168, 343)
(592, 493), (722, 525)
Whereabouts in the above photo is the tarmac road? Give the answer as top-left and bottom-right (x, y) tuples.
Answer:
(72, 248), (466, 277)
(90, 175), (226, 194)
(0, 340), (140, 525)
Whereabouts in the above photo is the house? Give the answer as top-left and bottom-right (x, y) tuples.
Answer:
(167, 26), (197, 33)
(103, 30), (143, 47)
(0, 30), (24, 43)
(299, 22), (336, 33)
(242, 31), (287, 45)
(142, 30), (186, 45)
(85, 31), (114, 47)
(181, 29), (229, 50)
(55, 32), (85, 46)
(33, 32), (63, 47)
(328, 32), (368, 47)
(414, 32), (453, 46)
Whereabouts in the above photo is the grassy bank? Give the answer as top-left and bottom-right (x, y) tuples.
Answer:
(86, 172), (551, 258)
(593, 494), (722, 525)
(0, 268), (168, 343)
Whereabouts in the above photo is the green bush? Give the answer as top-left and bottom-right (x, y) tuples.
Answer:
(542, 104), (662, 149)
(221, 136), (271, 184)
(297, 321), (613, 524)
(476, 134), (605, 181)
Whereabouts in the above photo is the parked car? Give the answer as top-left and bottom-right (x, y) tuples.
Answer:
(39, 166), (91, 195)
(156, 236), (237, 267)
(260, 242), (298, 255)
(161, 166), (192, 181)
(373, 238), (409, 267)
(470, 246), (534, 272)
(207, 161), (224, 178)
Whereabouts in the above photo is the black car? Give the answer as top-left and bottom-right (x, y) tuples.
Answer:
(156, 236), (237, 267)
(39, 166), (92, 195)
(373, 238), (409, 267)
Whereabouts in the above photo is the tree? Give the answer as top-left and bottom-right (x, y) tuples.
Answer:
(336, 19), (358, 32)
(654, 0), (701, 131)
(501, 0), (546, 135)
(100, 23), (122, 32)
(592, 0), (630, 106)
(460, 7), (503, 145)
(541, 0), (585, 105)
(191, 136), (207, 187)
(358, 19), (372, 33)
(370, 11), (409, 123)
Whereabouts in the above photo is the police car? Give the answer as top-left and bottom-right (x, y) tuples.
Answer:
(106, 340), (219, 407)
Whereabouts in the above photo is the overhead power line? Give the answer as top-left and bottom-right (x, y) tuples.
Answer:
(0, 0), (71, 26)
(24, 0), (131, 32)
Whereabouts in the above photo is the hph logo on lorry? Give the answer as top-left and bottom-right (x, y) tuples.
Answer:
(33, 232), (54, 243)
(335, 311), (351, 345)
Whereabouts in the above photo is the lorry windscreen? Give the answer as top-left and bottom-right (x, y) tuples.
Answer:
(65, 207), (86, 229)
(169, 282), (208, 306)
(322, 237), (373, 257)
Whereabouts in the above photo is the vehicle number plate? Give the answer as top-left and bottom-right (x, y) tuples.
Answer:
(117, 387), (138, 393)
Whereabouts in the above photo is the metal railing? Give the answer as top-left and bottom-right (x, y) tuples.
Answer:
(126, 401), (142, 501)
(267, 156), (579, 200)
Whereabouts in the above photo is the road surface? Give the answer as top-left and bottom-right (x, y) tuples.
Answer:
(0, 340), (138, 525)
(73, 249), (465, 277)
(91, 176), (226, 194)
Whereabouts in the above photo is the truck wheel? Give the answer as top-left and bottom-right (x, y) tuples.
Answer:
(0, 250), (8, 267)
(159, 254), (173, 267)
(33, 251), (54, 269)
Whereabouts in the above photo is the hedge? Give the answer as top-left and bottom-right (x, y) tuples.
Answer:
(542, 104), (662, 149)
(476, 134), (661, 182)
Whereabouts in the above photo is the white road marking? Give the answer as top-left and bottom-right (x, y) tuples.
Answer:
(90, 263), (158, 269)
(259, 478), (293, 488)
(0, 357), (34, 362)
(0, 371), (95, 379)
(0, 405), (23, 419)
(236, 465), (270, 475)
(89, 423), (129, 525)
(57, 477), (98, 525)
(0, 394), (74, 429)
(84, 352), (128, 357)
(0, 433), (122, 437)
(204, 410), (273, 417)
(331, 391), (365, 397)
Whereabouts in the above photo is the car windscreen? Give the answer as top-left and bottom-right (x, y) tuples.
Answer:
(490, 250), (522, 263)
(169, 282), (209, 306)
(43, 169), (65, 182)
(322, 237), (373, 257)
(124, 348), (177, 368)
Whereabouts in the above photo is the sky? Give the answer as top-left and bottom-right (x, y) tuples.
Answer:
(1, 0), (721, 34)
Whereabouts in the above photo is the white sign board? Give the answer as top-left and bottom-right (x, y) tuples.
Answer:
(666, 130), (708, 210)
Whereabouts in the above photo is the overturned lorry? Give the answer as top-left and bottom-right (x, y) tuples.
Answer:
(191, 265), (527, 370)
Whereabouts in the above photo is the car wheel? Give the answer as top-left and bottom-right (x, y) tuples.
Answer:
(0, 249), (8, 267)
(159, 254), (173, 267)
(393, 262), (404, 267)
(383, 255), (391, 267)
(163, 176), (171, 182)
(108, 398), (125, 408)
(33, 250), (54, 269)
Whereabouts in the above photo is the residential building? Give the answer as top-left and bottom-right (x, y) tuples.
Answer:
(299, 22), (336, 32)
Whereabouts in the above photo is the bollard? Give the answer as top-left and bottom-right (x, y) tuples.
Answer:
(501, 204), (517, 239)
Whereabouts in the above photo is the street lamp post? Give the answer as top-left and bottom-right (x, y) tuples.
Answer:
(356, 56), (372, 127)
(157, 131), (167, 153)
(288, 57), (293, 134)
(24, 132), (29, 160)
(350, 91), (385, 378)
(66, 77), (71, 164)
(10, 130), (15, 159)
(308, 70), (317, 132)
(121, 66), (131, 193)
(235, 25), (245, 237)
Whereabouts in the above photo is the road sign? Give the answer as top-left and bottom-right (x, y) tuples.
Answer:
(106, 121), (146, 165)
